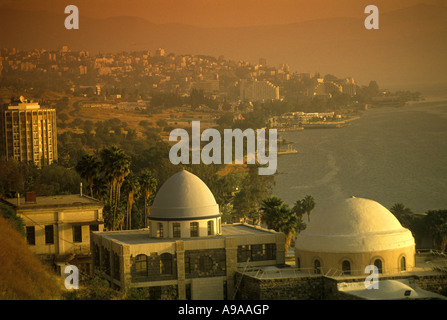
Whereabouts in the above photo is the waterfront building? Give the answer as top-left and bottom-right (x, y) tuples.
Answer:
(0, 96), (57, 167)
(1, 192), (104, 275)
(91, 170), (285, 300)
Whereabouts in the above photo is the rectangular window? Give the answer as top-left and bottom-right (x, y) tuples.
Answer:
(207, 220), (214, 236)
(90, 224), (99, 232)
(73, 225), (82, 243)
(173, 223), (181, 238)
(190, 222), (199, 237)
(45, 225), (54, 244)
(26, 226), (35, 245)
(157, 223), (164, 238)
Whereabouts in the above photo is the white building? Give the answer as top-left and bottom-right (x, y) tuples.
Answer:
(91, 170), (285, 300)
(295, 196), (416, 276)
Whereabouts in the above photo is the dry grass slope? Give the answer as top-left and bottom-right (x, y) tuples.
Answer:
(0, 215), (64, 300)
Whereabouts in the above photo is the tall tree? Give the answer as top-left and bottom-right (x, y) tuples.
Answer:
(301, 195), (316, 223)
(138, 169), (157, 228)
(99, 146), (131, 230)
(75, 154), (100, 198)
(424, 210), (447, 251)
(122, 173), (140, 230)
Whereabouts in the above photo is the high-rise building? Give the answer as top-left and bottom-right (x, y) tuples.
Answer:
(0, 96), (58, 167)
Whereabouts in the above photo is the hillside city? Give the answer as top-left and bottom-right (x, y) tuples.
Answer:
(1, 46), (440, 303)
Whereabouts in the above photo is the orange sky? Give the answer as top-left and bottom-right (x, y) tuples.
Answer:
(1, 0), (446, 27)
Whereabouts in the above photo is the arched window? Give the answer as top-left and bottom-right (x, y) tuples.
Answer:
(314, 259), (321, 274)
(190, 222), (199, 237)
(160, 253), (173, 275)
(157, 223), (164, 238)
(400, 256), (406, 271)
(374, 258), (383, 274)
(207, 220), (214, 236)
(342, 260), (351, 275)
(135, 254), (148, 277)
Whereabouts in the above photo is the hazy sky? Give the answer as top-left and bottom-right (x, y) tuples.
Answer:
(1, 0), (446, 27)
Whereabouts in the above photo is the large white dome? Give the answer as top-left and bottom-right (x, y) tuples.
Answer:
(295, 197), (415, 253)
(149, 170), (220, 221)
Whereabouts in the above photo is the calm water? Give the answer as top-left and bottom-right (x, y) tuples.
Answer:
(273, 97), (447, 214)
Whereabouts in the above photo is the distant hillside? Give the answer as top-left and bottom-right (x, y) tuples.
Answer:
(0, 215), (64, 300)
(0, 4), (446, 91)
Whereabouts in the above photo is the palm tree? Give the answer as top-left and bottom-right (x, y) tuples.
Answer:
(260, 197), (305, 255)
(138, 169), (157, 228)
(99, 146), (131, 230)
(122, 173), (140, 230)
(75, 154), (100, 198)
(390, 203), (413, 228)
(301, 195), (316, 223)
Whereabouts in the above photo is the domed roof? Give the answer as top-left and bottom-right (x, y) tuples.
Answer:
(295, 197), (415, 253)
(149, 170), (220, 221)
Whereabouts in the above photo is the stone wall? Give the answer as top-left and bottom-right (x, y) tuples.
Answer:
(235, 271), (447, 300)
(235, 273), (324, 300)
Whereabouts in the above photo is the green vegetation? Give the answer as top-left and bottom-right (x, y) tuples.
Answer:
(390, 203), (447, 251)
(260, 196), (306, 254)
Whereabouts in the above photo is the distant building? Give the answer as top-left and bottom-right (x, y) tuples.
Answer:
(1, 192), (104, 275)
(0, 97), (58, 168)
(91, 170), (285, 300)
(239, 79), (280, 102)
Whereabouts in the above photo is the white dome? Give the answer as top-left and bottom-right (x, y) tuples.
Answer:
(149, 170), (220, 221)
(295, 197), (415, 253)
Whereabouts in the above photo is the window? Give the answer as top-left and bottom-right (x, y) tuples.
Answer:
(135, 254), (148, 277)
(90, 224), (99, 232)
(199, 256), (213, 273)
(160, 253), (173, 275)
(207, 220), (214, 236)
(173, 223), (181, 238)
(73, 225), (82, 243)
(342, 260), (351, 275)
(374, 259), (383, 274)
(314, 259), (321, 274)
(157, 223), (164, 238)
(400, 256), (406, 271)
(185, 257), (191, 274)
(264, 243), (276, 260)
(237, 245), (250, 262)
(190, 222), (199, 237)
(296, 257), (301, 270)
(45, 225), (54, 244)
(26, 226), (35, 245)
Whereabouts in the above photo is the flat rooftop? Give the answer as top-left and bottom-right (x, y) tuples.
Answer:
(2, 194), (102, 210)
(94, 223), (278, 246)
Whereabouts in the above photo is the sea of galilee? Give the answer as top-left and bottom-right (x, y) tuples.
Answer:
(274, 96), (447, 214)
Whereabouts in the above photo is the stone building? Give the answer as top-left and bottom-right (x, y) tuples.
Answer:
(1, 192), (104, 275)
(91, 170), (285, 300)
(294, 196), (416, 276)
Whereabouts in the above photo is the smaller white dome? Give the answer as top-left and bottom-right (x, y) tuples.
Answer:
(295, 197), (415, 253)
(149, 170), (220, 221)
